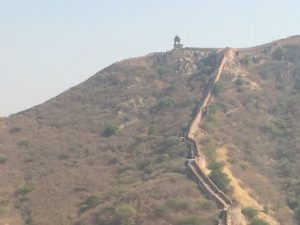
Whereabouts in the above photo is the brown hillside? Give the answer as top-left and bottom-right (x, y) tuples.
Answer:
(1, 36), (300, 225)
(1, 48), (221, 225)
(200, 36), (300, 225)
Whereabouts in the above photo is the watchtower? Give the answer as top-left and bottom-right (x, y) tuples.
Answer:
(174, 35), (183, 49)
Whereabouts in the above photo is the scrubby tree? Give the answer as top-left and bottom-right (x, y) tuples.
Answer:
(156, 96), (176, 110)
(242, 207), (258, 219)
(212, 81), (224, 96)
(272, 48), (285, 61)
(116, 204), (137, 225)
(80, 195), (100, 213)
(0, 154), (8, 164)
(209, 168), (230, 191)
(240, 55), (253, 66)
(103, 124), (119, 137)
(250, 218), (269, 225)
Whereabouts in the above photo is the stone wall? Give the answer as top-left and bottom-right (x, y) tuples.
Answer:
(17, 46), (228, 115)
(236, 35), (300, 55)
(185, 48), (244, 225)
(16, 50), (172, 115)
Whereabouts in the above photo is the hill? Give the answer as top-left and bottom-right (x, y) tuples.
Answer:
(1, 36), (300, 225)
(1, 46), (221, 225)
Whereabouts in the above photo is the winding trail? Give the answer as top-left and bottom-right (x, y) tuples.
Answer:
(184, 48), (240, 225)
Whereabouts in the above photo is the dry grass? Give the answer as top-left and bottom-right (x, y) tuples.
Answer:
(0, 49), (220, 225)
(200, 43), (300, 225)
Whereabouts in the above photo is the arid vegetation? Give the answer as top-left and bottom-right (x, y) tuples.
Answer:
(1, 37), (300, 225)
(0, 49), (219, 225)
(200, 42), (300, 224)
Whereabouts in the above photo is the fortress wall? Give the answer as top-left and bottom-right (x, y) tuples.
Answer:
(184, 47), (220, 52)
(15, 36), (300, 115)
(19, 46), (224, 115)
(185, 136), (232, 207)
(275, 35), (300, 46)
(187, 49), (227, 139)
(218, 209), (232, 225)
(192, 160), (232, 205)
(185, 48), (238, 225)
(16, 50), (171, 115)
(236, 35), (300, 55)
(188, 162), (228, 208)
(16, 45), (240, 224)
(234, 43), (273, 56)
(16, 60), (120, 115)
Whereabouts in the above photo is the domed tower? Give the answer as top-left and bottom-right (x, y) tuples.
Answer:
(174, 35), (183, 49)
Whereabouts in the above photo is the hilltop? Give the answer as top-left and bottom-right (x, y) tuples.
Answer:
(0, 35), (300, 225)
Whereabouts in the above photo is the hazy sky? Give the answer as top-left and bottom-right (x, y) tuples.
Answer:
(1, 0), (300, 116)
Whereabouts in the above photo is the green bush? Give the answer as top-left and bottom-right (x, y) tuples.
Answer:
(17, 185), (32, 197)
(0, 155), (8, 164)
(18, 140), (30, 149)
(80, 196), (100, 213)
(250, 218), (269, 225)
(156, 97), (176, 110)
(103, 124), (119, 137)
(235, 78), (244, 86)
(206, 103), (220, 115)
(208, 161), (225, 171)
(242, 207), (258, 219)
(240, 55), (253, 66)
(116, 204), (137, 225)
(212, 81), (224, 96)
(209, 169), (230, 191)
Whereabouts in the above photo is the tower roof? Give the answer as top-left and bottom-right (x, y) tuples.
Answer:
(174, 35), (180, 42)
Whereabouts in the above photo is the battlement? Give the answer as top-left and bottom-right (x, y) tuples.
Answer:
(184, 47), (220, 52)
(185, 48), (240, 225)
(236, 35), (300, 55)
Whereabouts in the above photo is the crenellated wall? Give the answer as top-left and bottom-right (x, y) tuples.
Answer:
(184, 47), (220, 52)
(185, 48), (244, 225)
(187, 48), (228, 139)
(16, 35), (300, 115)
(16, 50), (173, 115)
(17, 46), (229, 115)
(236, 35), (300, 55)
